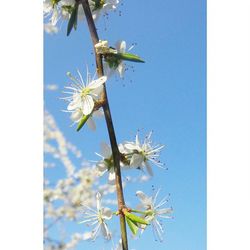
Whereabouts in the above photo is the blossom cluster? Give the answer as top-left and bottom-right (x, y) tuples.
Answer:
(43, 0), (119, 34)
(96, 132), (165, 185)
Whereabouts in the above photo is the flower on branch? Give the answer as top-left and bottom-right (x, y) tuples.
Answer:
(95, 40), (144, 78)
(136, 189), (173, 242)
(43, 0), (85, 34)
(44, 0), (119, 34)
(96, 142), (126, 184)
(89, 0), (120, 20)
(124, 132), (165, 176)
(62, 69), (107, 128)
(79, 192), (112, 241)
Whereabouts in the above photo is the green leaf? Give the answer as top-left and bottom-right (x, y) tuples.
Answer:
(124, 211), (149, 225)
(116, 52), (145, 63)
(67, 3), (79, 36)
(125, 216), (139, 235)
(76, 114), (90, 132)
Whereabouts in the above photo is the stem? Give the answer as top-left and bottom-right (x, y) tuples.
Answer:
(80, 1), (128, 249)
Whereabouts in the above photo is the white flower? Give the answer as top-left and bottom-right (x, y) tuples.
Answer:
(90, 0), (119, 20)
(96, 142), (116, 184)
(136, 190), (173, 242)
(43, 0), (85, 34)
(43, 0), (61, 26)
(105, 40), (126, 78)
(95, 142), (128, 184)
(79, 192), (112, 241)
(124, 132), (165, 176)
(63, 70), (107, 116)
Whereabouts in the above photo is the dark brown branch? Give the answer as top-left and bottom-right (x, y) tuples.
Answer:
(80, 1), (128, 249)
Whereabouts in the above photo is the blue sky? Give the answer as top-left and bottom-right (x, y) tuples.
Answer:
(44, 0), (206, 249)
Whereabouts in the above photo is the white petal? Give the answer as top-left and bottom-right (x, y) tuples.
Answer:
(82, 95), (94, 115)
(108, 171), (116, 185)
(157, 208), (172, 215)
(100, 142), (112, 158)
(124, 143), (136, 150)
(117, 62), (125, 78)
(145, 161), (154, 176)
(92, 109), (104, 117)
(88, 76), (107, 89)
(91, 85), (103, 97)
(96, 192), (102, 211)
(86, 117), (96, 131)
(136, 191), (150, 205)
(51, 8), (59, 26)
(116, 40), (126, 53)
(101, 222), (111, 240)
(70, 109), (82, 122)
(102, 207), (113, 220)
(97, 162), (108, 172)
(130, 153), (144, 166)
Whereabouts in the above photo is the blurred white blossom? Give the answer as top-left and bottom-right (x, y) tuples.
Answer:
(79, 192), (112, 241)
(136, 189), (173, 242)
(90, 0), (120, 20)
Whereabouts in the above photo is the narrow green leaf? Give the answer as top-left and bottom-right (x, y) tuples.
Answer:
(67, 3), (79, 36)
(125, 216), (138, 235)
(116, 52), (145, 63)
(76, 114), (90, 132)
(124, 211), (149, 225)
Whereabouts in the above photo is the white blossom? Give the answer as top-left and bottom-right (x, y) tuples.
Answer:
(96, 142), (128, 184)
(95, 40), (127, 78)
(124, 132), (165, 176)
(63, 70), (106, 116)
(79, 192), (112, 241)
(90, 0), (120, 20)
(136, 190), (173, 242)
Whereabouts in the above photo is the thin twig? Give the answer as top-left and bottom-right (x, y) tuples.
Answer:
(80, 1), (128, 249)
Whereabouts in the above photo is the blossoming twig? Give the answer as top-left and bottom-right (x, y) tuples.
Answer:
(80, 0), (129, 249)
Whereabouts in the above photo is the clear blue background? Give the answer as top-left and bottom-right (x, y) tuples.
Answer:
(44, 0), (206, 249)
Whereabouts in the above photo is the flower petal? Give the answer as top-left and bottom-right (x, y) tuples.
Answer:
(136, 191), (150, 205)
(108, 171), (116, 185)
(86, 117), (96, 131)
(82, 95), (94, 115)
(145, 161), (154, 176)
(130, 153), (144, 166)
(96, 192), (102, 211)
(88, 76), (107, 89)
(116, 40), (126, 53)
(70, 109), (82, 122)
(101, 222), (111, 240)
(100, 142), (112, 158)
(102, 207), (113, 220)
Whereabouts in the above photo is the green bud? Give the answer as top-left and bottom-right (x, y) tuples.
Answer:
(116, 52), (145, 63)
(76, 114), (90, 132)
(125, 216), (139, 235)
(124, 211), (149, 225)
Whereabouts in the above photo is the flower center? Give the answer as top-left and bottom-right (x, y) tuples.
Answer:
(97, 212), (104, 223)
(81, 87), (91, 97)
(104, 157), (114, 171)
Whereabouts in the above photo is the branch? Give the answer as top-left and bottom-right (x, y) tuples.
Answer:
(80, 1), (128, 249)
